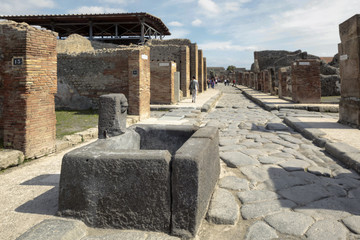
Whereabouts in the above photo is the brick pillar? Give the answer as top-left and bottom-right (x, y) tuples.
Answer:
(263, 70), (270, 93)
(198, 50), (204, 92)
(0, 21), (57, 158)
(181, 46), (190, 97)
(250, 72), (255, 88)
(190, 43), (198, 90)
(339, 14), (360, 127)
(278, 67), (289, 98)
(291, 59), (321, 103)
(128, 47), (150, 120)
(240, 72), (244, 85)
(203, 57), (207, 90)
(150, 61), (176, 104)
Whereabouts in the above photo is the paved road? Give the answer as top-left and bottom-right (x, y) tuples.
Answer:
(2, 84), (360, 240)
(199, 85), (360, 240)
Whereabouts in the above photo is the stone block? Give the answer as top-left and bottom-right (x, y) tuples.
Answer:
(171, 127), (220, 238)
(58, 147), (172, 233)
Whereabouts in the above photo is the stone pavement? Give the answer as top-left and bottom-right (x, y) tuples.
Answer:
(3, 84), (360, 240)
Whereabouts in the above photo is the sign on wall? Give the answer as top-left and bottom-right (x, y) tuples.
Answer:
(12, 57), (24, 66)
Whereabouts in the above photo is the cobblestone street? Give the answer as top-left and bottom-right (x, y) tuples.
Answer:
(199, 85), (360, 240)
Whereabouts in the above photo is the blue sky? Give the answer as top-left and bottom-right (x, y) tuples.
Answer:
(1, 0), (359, 69)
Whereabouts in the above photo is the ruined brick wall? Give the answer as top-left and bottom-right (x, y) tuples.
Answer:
(148, 44), (190, 97)
(338, 14), (360, 127)
(190, 43), (198, 84)
(203, 57), (207, 90)
(263, 70), (270, 93)
(278, 67), (291, 98)
(150, 61), (176, 104)
(291, 59), (321, 103)
(0, 21), (57, 158)
(198, 50), (204, 92)
(57, 46), (150, 118)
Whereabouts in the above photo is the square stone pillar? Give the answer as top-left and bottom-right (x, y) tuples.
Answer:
(150, 61), (176, 104)
(0, 21), (57, 158)
(291, 59), (321, 103)
(338, 14), (360, 127)
(263, 70), (270, 93)
(278, 67), (290, 98)
(203, 57), (207, 90)
(198, 50), (204, 92)
(190, 43), (198, 88)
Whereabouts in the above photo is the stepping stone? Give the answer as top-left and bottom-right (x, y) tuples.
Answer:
(241, 199), (297, 220)
(278, 184), (331, 205)
(237, 190), (279, 204)
(342, 216), (360, 234)
(265, 211), (314, 236)
(258, 156), (286, 164)
(265, 123), (289, 131)
(207, 188), (239, 225)
(245, 221), (278, 240)
(279, 159), (310, 171)
(220, 152), (259, 168)
(307, 166), (332, 177)
(306, 220), (348, 240)
(219, 176), (249, 191)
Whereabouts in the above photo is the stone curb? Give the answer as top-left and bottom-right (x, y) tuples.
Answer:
(284, 116), (360, 174)
(236, 86), (339, 113)
(201, 91), (223, 112)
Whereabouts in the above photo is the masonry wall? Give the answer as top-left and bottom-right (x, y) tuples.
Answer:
(198, 50), (204, 92)
(278, 67), (291, 98)
(0, 21), (57, 158)
(150, 61), (176, 104)
(149, 44), (190, 98)
(203, 57), (207, 90)
(263, 70), (270, 93)
(291, 59), (321, 103)
(338, 14), (360, 127)
(57, 46), (150, 118)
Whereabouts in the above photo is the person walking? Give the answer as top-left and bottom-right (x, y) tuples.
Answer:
(190, 76), (199, 103)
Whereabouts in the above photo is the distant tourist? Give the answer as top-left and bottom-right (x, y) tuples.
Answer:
(190, 76), (199, 103)
(224, 79), (227, 86)
(232, 79), (236, 86)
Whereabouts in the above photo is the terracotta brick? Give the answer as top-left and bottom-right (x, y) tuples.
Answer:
(150, 61), (176, 104)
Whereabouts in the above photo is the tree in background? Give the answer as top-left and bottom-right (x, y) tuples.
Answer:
(226, 65), (236, 72)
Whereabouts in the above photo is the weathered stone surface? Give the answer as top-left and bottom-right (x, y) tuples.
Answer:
(258, 156), (285, 164)
(245, 221), (278, 240)
(265, 211), (314, 236)
(349, 187), (360, 198)
(207, 188), (239, 225)
(237, 190), (279, 204)
(306, 220), (348, 240)
(82, 232), (180, 240)
(240, 165), (270, 183)
(342, 216), (360, 234)
(241, 199), (297, 220)
(307, 166), (332, 177)
(17, 219), (87, 240)
(172, 127), (220, 237)
(220, 151), (258, 168)
(279, 134), (304, 144)
(279, 159), (310, 171)
(219, 176), (249, 191)
(265, 123), (290, 131)
(278, 184), (331, 205)
(58, 148), (172, 232)
(0, 149), (24, 170)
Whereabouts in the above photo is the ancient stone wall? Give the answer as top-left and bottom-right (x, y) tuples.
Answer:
(0, 21), (57, 158)
(278, 67), (291, 98)
(57, 46), (150, 118)
(148, 44), (190, 97)
(203, 57), (207, 90)
(198, 50), (204, 92)
(338, 14), (360, 127)
(150, 61), (176, 104)
(291, 59), (321, 103)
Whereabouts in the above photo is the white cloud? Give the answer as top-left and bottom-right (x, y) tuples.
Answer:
(97, 0), (128, 4)
(192, 19), (202, 26)
(199, 41), (258, 51)
(224, 2), (240, 12)
(198, 0), (220, 15)
(0, 0), (56, 15)
(166, 28), (190, 39)
(68, 6), (126, 14)
(168, 21), (184, 27)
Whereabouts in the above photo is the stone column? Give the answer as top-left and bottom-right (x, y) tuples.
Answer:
(291, 59), (321, 103)
(180, 46), (190, 97)
(338, 14), (360, 127)
(190, 43), (198, 89)
(203, 57), (207, 90)
(198, 50), (204, 92)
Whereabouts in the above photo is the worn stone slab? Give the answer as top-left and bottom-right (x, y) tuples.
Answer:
(342, 216), (360, 234)
(307, 166), (332, 177)
(220, 151), (259, 168)
(265, 123), (290, 131)
(241, 199), (297, 220)
(279, 159), (310, 171)
(0, 149), (24, 170)
(207, 188), (239, 225)
(295, 197), (360, 220)
(306, 220), (348, 240)
(264, 211), (314, 236)
(279, 134), (304, 144)
(258, 156), (286, 164)
(240, 165), (270, 183)
(219, 137), (239, 146)
(349, 187), (360, 198)
(245, 221), (278, 240)
(237, 190), (279, 204)
(219, 145), (246, 152)
(270, 151), (295, 159)
(278, 184), (331, 205)
(272, 138), (300, 149)
(83, 232), (180, 240)
(17, 219), (87, 240)
(219, 176), (249, 191)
